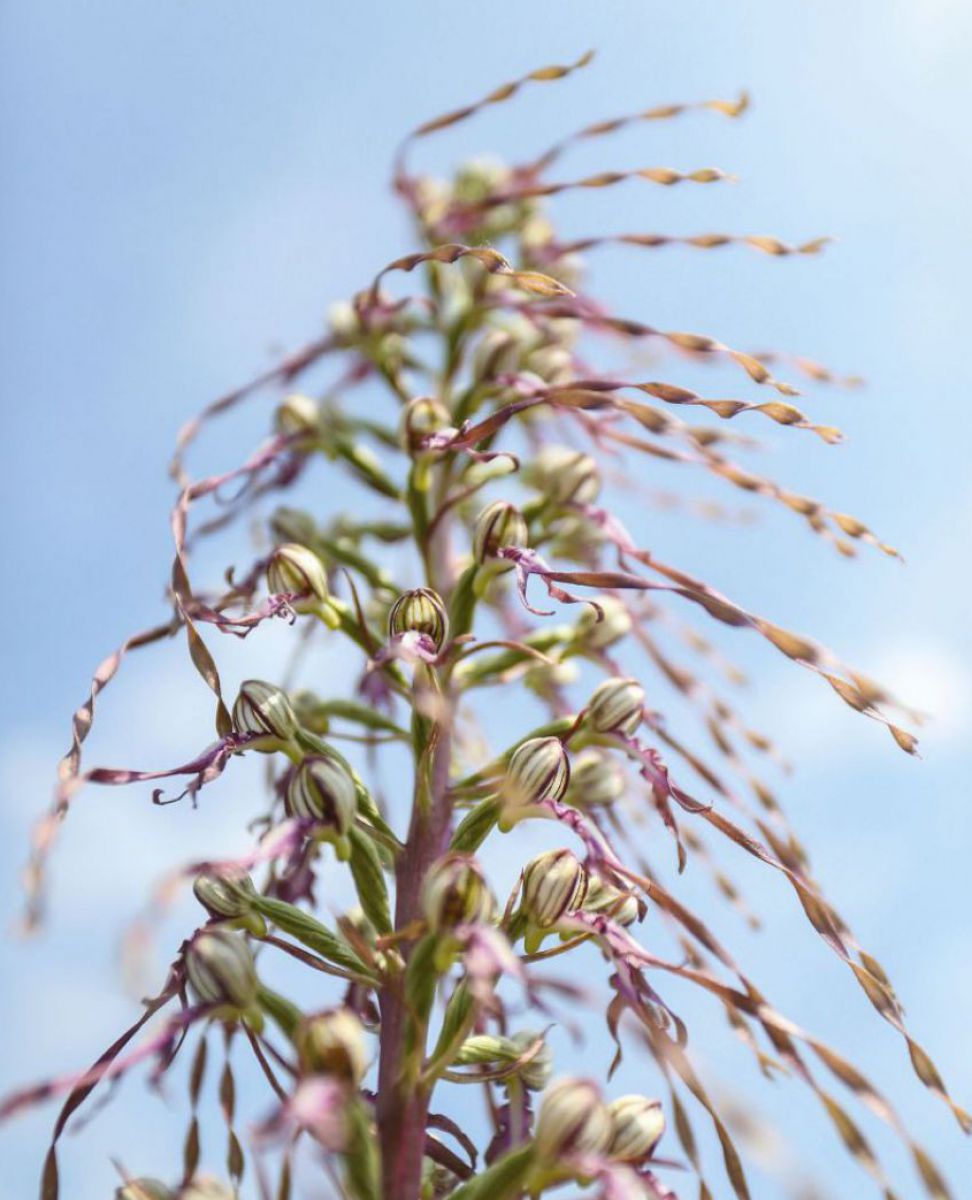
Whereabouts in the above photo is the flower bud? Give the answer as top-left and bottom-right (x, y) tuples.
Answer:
(267, 543), (329, 609)
(388, 587), (448, 651)
(505, 737), (570, 810)
(510, 1030), (554, 1091)
(179, 1180), (236, 1200)
(399, 396), (451, 454)
(115, 1181), (173, 1200)
(534, 1077), (612, 1160)
(286, 756), (357, 838)
(270, 505), (319, 547)
(582, 875), (641, 927)
(472, 500), (528, 563)
(421, 853), (494, 931)
(185, 929), (259, 1012)
(575, 597), (632, 651)
(471, 327), (523, 381)
(521, 849), (588, 930)
(274, 393), (321, 439)
(586, 677), (645, 737)
(606, 1095), (666, 1162)
(523, 446), (600, 506)
(232, 679), (299, 747)
(567, 751), (626, 808)
(295, 1007), (369, 1084)
(192, 868), (258, 921)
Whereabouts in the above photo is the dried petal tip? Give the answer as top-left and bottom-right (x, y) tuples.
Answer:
(421, 852), (495, 931)
(192, 867), (258, 921)
(115, 1181), (174, 1200)
(505, 736), (571, 811)
(575, 596), (632, 650)
(399, 395), (451, 453)
(286, 756), (357, 853)
(567, 750), (626, 808)
(524, 445), (601, 505)
(185, 928), (259, 1013)
(472, 500), (529, 563)
(232, 679), (299, 747)
(388, 586), (449, 651)
(267, 543), (330, 609)
(586, 677), (646, 736)
(606, 1094), (666, 1162)
(521, 848), (589, 930)
(535, 1076), (612, 1160)
(274, 393), (321, 439)
(295, 1007), (369, 1085)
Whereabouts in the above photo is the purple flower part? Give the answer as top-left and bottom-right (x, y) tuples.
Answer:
(459, 924), (526, 1013)
(254, 1076), (349, 1152)
(536, 798), (627, 889)
(368, 629), (442, 671)
(190, 818), (313, 878)
(568, 1155), (656, 1200)
(78, 730), (261, 808)
(485, 1090), (535, 1164)
(183, 590), (299, 639)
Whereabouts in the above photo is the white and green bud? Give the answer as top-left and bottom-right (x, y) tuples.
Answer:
(295, 1007), (368, 1085)
(267, 543), (329, 612)
(523, 446), (601, 506)
(567, 751), (626, 809)
(286, 756), (357, 849)
(504, 737), (571, 813)
(581, 875), (641, 927)
(274, 393), (321, 440)
(388, 587), (448, 651)
(115, 1181), (173, 1200)
(534, 1077), (612, 1161)
(520, 849), (589, 932)
(192, 868), (258, 921)
(575, 597), (632, 651)
(232, 679), (299, 749)
(510, 1030), (554, 1091)
(606, 1095), (666, 1162)
(270, 505), (319, 547)
(471, 327), (523, 381)
(472, 500), (528, 564)
(399, 395), (451, 454)
(185, 929), (259, 1013)
(179, 1180), (236, 1200)
(586, 677), (646, 737)
(421, 853), (495, 932)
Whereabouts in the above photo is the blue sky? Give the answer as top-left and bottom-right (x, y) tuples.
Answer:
(1, 2), (971, 1197)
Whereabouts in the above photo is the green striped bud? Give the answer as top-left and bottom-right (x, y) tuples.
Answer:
(185, 929), (259, 1012)
(581, 875), (641, 927)
(179, 1181), (236, 1200)
(504, 737), (570, 812)
(576, 597), (632, 651)
(421, 853), (495, 932)
(274, 393), (321, 439)
(606, 1095), (666, 1162)
(286, 756), (357, 849)
(472, 500), (528, 563)
(232, 680), (299, 748)
(115, 1181), (173, 1200)
(567, 751), (626, 809)
(388, 587), (448, 651)
(534, 1077), (612, 1160)
(295, 1007), (368, 1085)
(192, 868), (258, 921)
(399, 395), (450, 454)
(267, 543), (329, 611)
(521, 849), (588, 931)
(586, 677), (645, 737)
(510, 1030), (554, 1091)
(523, 446), (600, 506)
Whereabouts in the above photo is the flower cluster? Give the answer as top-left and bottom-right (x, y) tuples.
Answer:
(5, 49), (966, 1200)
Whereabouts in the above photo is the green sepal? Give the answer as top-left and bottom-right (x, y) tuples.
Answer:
(449, 563), (480, 640)
(348, 825), (393, 935)
(257, 986), (303, 1039)
(450, 798), (500, 854)
(447, 1145), (537, 1200)
(343, 1098), (381, 1200)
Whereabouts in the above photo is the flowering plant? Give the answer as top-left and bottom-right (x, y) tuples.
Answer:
(5, 50), (966, 1200)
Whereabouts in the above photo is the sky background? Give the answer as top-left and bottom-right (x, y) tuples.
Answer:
(2, 1), (971, 1197)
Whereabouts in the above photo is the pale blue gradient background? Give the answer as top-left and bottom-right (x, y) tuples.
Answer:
(2, 2), (971, 1197)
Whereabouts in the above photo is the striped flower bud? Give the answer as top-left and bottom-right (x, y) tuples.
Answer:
(421, 853), (494, 932)
(274, 393), (321, 439)
(606, 1095), (666, 1162)
(535, 1077), (612, 1160)
(388, 587), (448, 651)
(185, 929), (259, 1012)
(267, 543), (329, 610)
(180, 1180), (236, 1200)
(582, 875), (641, 927)
(471, 327), (523, 381)
(115, 1181), (173, 1200)
(399, 395), (450, 454)
(472, 500), (528, 563)
(295, 1007), (368, 1085)
(567, 751), (626, 808)
(286, 756), (357, 839)
(505, 737), (570, 810)
(192, 868), (258, 921)
(524, 445), (600, 505)
(510, 1030), (554, 1091)
(521, 849), (588, 930)
(576, 596), (632, 650)
(232, 680), (299, 747)
(587, 677), (645, 737)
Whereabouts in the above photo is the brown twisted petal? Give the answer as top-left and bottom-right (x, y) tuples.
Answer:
(368, 242), (573, 306)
